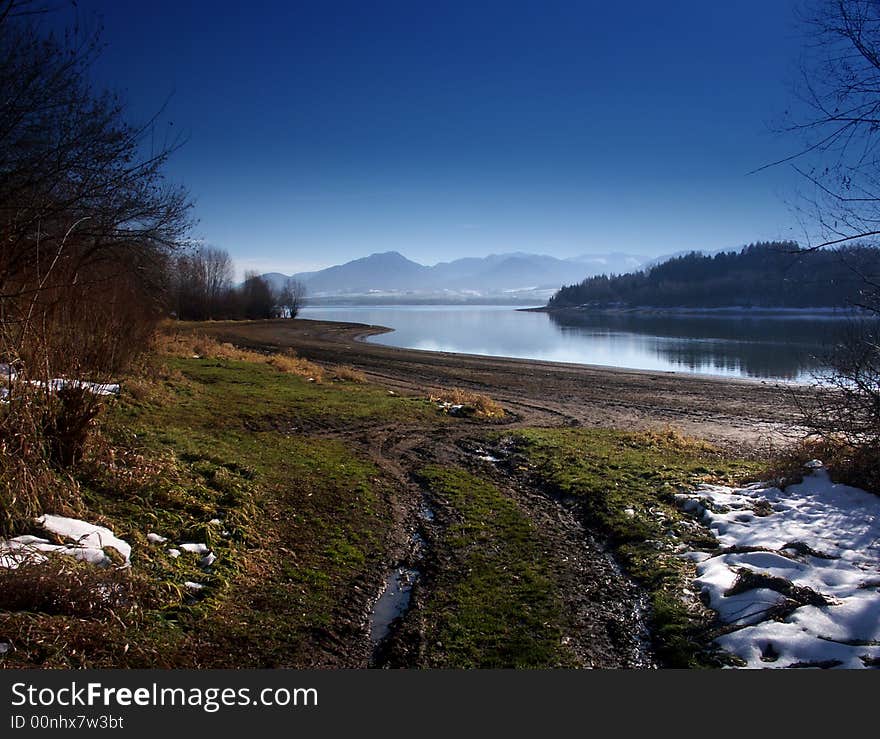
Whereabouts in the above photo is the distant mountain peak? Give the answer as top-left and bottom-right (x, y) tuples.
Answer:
(264, 250), (651, 301)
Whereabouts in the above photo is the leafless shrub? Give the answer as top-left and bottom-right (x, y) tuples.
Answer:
(0, 380), (86, 534)
(429, 387), (505, 418)
(0, 1), (192, 537)
(786, 321), (880, 492)
(331, 365), (367, 383)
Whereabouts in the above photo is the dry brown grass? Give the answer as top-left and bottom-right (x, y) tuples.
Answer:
(0, 557), (153, 619)
(429, 387), (505, 418)
(265, 350), (325, 381)
(153, 331), (257, 362)
(636, 424), (718, 454)
(0, 382), (86, 534)
(154, 329), (325, 381)
(331, 365), (367, 383)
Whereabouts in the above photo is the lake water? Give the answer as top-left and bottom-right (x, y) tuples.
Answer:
(299, 304), (866, 381)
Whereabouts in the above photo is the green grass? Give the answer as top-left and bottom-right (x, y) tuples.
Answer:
(121, 356), (438, 432)
(415, 466), (573, 668)
(0, 354), (401, 668)
(0, 346), (762, 669)
(504, 427), (759, 667)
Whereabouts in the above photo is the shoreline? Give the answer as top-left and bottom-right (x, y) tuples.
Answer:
(529, 304), (872, 318)
(339, 318), (784, 387)
(190, 318), (809, 448)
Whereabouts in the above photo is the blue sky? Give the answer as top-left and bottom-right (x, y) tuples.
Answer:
(74, 1), (806, 275)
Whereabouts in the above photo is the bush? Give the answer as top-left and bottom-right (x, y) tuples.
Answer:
(429, 388), (505, 418)
(331, 365), (367, 383)
(0, 383), (86, 534)
(789, 321), (880, 493)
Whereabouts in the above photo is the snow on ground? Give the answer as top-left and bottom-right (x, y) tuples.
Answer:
(1, 517), (218, 611)
(0, 516), (131, 569)
(677, 463), (880, 668)
(0, 369), (119, 397)
(37, 514), (131, 563)
(36, 379), (120, 396)
(179, 542), (210, 554)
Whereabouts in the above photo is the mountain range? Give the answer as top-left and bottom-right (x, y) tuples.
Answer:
(261, 251), (650, 303)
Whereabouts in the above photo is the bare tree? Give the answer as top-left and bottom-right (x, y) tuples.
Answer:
(203, 246), (234, 316)
(240, 272), (275, 320)
(774, 1), (880, 489)
(0, 0), (192, 376)
(277, 278), (306, 318)
(771, 1), (880, 253)
(172, 245), (234, 320)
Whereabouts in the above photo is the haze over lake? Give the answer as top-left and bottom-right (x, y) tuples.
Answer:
(300, 304), (861, 381)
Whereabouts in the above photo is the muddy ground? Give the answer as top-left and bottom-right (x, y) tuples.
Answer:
(190, 318), (806, 667)
(200, 317), (803, 449)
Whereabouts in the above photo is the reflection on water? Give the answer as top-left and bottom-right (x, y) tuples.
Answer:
(547, 312), (855, 380)
(300, 304), (870, 381)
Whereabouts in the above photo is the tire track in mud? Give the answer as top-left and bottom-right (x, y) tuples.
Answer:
(329, 419), (657, 668)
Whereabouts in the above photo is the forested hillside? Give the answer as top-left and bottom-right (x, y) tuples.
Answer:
(547, 242), (880, 310)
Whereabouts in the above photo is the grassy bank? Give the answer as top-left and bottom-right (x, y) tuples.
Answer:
(0, 330), (760, 668)
(501, 428), (760, 666)
(0, 343), (434, 667)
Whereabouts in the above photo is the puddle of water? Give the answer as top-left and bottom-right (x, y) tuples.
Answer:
(370, 566), (419, 645)
(419, 501), (435, 522)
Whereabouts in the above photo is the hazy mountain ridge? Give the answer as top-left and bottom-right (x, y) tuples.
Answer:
(263, 250), (651, 302)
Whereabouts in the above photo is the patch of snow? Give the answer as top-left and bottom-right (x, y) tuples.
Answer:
(37, 514), (131, 563)
(167, 549), (181, 559)
(677, 469), (880, 668)
(0, 641), (10, 654)
(1, 534), (112, 568)
(179, 542), (209, 554)
(200, 552), (217, 568)
(0, 537), (50, 568)
(208, 518), (222, 526)
(146, 532), (167, 544)
(32, 379), (120, 396)
(184, 581), (204, 591)
(0, 516), (132, 569)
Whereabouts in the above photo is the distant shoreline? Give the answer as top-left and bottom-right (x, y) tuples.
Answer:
(526, 305), (873, 318)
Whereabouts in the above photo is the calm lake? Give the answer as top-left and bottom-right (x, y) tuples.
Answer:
(299, 304), (866, 381)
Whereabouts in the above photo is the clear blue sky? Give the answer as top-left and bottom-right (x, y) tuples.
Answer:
(73, 1), (806, 275)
